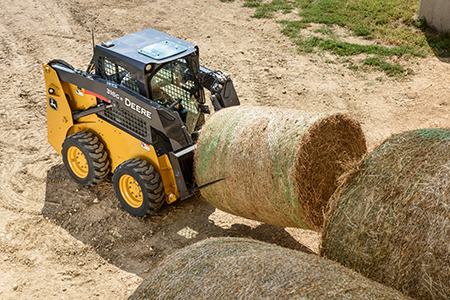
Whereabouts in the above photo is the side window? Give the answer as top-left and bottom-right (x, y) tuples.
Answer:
(150, 58), (201, 134)
(150, 59), (198, 114)
(98, 57), (140, 93)
(101, 57), (117, 82)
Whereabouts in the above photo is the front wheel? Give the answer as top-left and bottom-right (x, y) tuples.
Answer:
(112, 158), (165, 217)
(61, 131), (110, 187)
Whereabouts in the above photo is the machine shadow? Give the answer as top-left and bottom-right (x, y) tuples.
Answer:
(42, 165), (316, 278)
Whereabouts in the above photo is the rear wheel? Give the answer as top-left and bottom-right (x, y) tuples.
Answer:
(112, 158), (165, 217)
(62, 131), (110, 187)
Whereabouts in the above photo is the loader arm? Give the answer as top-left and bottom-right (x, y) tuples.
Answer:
(198, 65), (240, 111)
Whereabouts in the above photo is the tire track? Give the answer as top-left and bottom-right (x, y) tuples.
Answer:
(0, 0), (94, 214)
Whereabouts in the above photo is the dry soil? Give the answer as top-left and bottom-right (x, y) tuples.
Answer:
(0, 0), (449, 298)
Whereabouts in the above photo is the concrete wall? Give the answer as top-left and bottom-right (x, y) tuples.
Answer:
(419, 0), (450, 32)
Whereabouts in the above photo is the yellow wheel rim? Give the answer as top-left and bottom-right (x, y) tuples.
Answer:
(119, 175), (143, 208)
(67, 146), (89, 178)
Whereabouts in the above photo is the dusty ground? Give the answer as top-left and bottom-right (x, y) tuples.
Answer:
(0, 0), (449, 298)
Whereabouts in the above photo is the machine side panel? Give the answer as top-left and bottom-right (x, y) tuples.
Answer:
(43, 65), (74, 154)
(61, 82), (98, 111)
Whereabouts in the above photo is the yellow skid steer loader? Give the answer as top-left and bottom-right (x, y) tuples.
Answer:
(43, 27), (239, 216)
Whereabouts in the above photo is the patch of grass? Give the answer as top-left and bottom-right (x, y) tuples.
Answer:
(243, 0), (261, 8)
(297, 0), (420, 40)
(278, 20), (310, 38)
(292, 35), (426, 57)
(314, 25), (338, 40)
(362, 57), (405, 77)
(425, 31), (450, 57)
(241, 0), (450, 75)
(244, 0), (293, 18)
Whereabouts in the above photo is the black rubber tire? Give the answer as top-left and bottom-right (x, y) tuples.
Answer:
(61, 131), (110, 187)
(112, 158), (165, 217)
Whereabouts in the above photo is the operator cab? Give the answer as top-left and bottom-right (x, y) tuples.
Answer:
(91, 28), (206, 134)
(149, 55), (203, 134)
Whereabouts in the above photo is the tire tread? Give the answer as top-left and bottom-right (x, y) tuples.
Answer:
(62, 131), (110, 187)
(113, 158), (165, 216)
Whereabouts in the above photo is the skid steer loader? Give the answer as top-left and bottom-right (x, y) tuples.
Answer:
(43, 27), (240, 217)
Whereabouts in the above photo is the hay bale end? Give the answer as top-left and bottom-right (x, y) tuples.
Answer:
(322, 128), (450, 300)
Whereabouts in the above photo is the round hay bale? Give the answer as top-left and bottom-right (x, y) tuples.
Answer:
(194, 106), (367, 230)
(322, 128), (450, 299)
(129, 237), (411, 300)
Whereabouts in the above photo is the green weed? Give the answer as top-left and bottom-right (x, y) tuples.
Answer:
(244, 0), (293, 18)
(314, 25), (338, 40)
(362, 57), (405, 77)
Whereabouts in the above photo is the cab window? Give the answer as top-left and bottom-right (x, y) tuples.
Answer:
(150, 58), (200, 133)
(98, 57), (140, 93)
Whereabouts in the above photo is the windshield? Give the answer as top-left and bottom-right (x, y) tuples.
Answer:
(150, 58), (201, 133)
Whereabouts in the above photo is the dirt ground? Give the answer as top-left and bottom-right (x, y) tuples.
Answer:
(0, 0), (449, 298)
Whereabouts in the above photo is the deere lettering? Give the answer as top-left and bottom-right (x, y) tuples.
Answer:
(125, 98), (152, 119)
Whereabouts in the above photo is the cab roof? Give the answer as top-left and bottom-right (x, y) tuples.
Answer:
(95, 27), (198, 70)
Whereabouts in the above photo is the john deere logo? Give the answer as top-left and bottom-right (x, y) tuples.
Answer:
(49, 97), (58, 111)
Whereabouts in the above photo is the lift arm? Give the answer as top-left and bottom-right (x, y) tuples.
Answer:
(198, 66), (240, 111)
